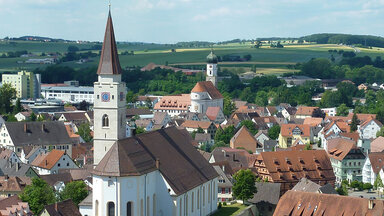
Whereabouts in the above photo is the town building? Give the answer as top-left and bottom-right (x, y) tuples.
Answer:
(247, 182), (281, 216)
(2, 71), (41, 99)
(274, 190), (384, 215)
(295, 106), (318, 119)
(230, 126), (262, 154)
(181, 120), (217, 139)
(358, 117), (383, 140)
(0, 195), (32, 216)
(362, 152), (384, 185)
(40, 199), (82, 216)
(206, 50), (218, 87)
(41, 85), (94, 104)
(31, 149), (78, 175)
(0, 122), (74, 156)
(91, 10), (219, 216)
(253, 150), (335, 195)
(0, 176), (31, 198)
(291, 178), (337, 194)
(214, 165), (233, 203)
(371, 136), (384, 152)
(278, 124), (311, 148)
(327, 138), (365, 184)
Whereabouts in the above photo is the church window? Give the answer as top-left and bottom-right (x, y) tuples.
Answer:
(95, 200), (99, 216)
(107, 202), (115, 216)
(102, 115), (109, 127)
(146, 196), (150, 216)
(179, 198), (182, 216)
(127, 202), (133, 216)
(112, 95), (114, 100)
(153, 194), (156, 215)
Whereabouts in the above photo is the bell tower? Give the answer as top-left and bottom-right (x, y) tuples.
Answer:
(206, 49), (218, 87)
(93, 9), (126, 165)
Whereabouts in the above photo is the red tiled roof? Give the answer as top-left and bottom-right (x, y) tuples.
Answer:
(303, 117), (323, 127)
(205, 107), (221, 121)
(371, 136), (384, 152)
(368, 152), (384, 174)
(191, 81), (223, 99)
(281, 124), (311, 137)
(154, 94), (191, 111)
(181, 120), (214, 130)
(296, 106), (318, 116)
(31, 150), (65, 169)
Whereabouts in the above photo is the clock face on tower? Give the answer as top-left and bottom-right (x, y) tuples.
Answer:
(101, 92), (110, 102)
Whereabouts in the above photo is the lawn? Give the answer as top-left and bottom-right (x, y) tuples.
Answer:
(212, 203), (248, 216)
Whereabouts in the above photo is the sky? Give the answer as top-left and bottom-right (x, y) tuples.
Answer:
(0, 0), (384, 43)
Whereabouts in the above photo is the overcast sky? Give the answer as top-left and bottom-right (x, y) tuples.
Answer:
(0, 0), (383, 43)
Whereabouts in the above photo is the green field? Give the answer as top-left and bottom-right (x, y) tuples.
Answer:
(212, 203), (248, 216)
(1, 41), (384, 75)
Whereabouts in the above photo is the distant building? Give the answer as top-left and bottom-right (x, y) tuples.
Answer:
(31, 149), (78, 175)
(2, 71), (41, 99)
(278, 124), (311, 148)
(40, 199), (82, 216)
(41, 85), (94, 103)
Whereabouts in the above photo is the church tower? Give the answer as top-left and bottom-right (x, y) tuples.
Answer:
(93, 10), (126, 165)
(206, 50), (218, 87)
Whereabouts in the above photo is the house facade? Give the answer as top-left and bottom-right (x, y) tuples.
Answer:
(278, 124), (311, 148)
(362, 152), (384, 185)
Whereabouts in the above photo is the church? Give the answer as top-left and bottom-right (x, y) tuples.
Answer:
(154, 51), (223, 117)
(91, 8), (219, 216)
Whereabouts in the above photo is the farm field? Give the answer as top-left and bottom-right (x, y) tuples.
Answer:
(1, 41), (384, 75)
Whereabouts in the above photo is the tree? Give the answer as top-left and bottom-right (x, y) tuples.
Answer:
(374, 174), (383, 190)
(254, 91), (268, 106)
(312, 108), (325, 119)
(126, 91), (137, 104)
(377, 127), (384, 138)
(350, 113), (360, 132)
(13, 98), (22, 113)
(59, 181), (88, 206)
(37, 115), (45, 122)
(240, 120), (258, 135)
(304, 143), (312, 150)
(336, 104), (349, 116)
(350, 180), (360, 190)
(363, 183), (373, 191)
(67, 45), (79, 53)
(77, 123), (92, 142)
(210, 141), (228, 152)
(232, 169), (257, 203)
(135, 127), (145, 135)
(0, 83), (16, 114)
(30, 112), (37, 122)
(19, 178), (56, 214)
(336, 183), (348, 196)
(268, 125), (280, 140)
(79, 100), (88, 111)
(223, 95), (236, 116)
(215, 126), (236, 144)
(191, 127), (204, 139)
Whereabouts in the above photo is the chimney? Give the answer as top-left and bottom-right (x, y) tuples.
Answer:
(368, 198), (374, 210)
(41, 124), (46, 132)
(24, 124), (28, 133)
(155, 159), (160, 169)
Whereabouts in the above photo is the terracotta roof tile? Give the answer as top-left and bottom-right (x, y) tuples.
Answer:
(368, 152), (384, 174)
(191, 81), (223, 99)
(296, 106), (318, 116)
(31, 150), (65, 170)
(181, 120), (214, 130)
(154, 94), (191, 111)
(281, 124), (311, 137)
(327, 138), (357, 161)
(371, 136), (384, 152)
(205, 107), (221, 121)
(303, 117), (323, 127)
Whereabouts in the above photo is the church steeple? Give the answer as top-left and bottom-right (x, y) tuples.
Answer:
(97, 10), (122, 75)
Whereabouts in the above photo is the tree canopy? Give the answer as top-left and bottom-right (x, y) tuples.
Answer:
(19, 178), (56, 214)
(232, 169), (257, 203)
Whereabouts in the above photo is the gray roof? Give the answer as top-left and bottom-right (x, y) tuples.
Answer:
(319, 183), (338, 194)
(5, 122), (73, 147)
(40, 173), (72, 187)
(41, 86), (94, 92)
(195, 133), (211, 142)
(0, 159), (36, 177)
(264, 140), (277, 152)
(248, 182), (281, 205)
(93, 127), (218, 196)
(292, 178), (321, 193)
(79, 192), (92, 207)
(213, 166), (233, 188)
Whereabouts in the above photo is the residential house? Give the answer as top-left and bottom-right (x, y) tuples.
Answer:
(31, 150), (78, 175)
(14, 112), (31, 122)
(195, 133), (213, 147)
(65, 124), (85, 144)
(135, 119), (154, 131)
(273, 191), (384, 216)
(181, 120), (217, 139)
(152, 112), (171, 128)
(371, 136), (384, 152)
(58, 112), (90, 126)
(40, 173), (73, 192)
(209, 147), (251, 172)
(214, 165), (234, 202)
(178, 112), (209, 122)
(295, 106), (318, 119)
(358, 117), (383, 140)
(19, 146), (46, 164)
(0, 122), (74, 156)
(205, 107), (226, 124)
(39, 199), (82, 216)
(322, 107), (337, 117)
(253, 150), (335, 195)
(255, 130), (270, 146)
(303, 117), (323, 127)
(0, 195), (32, 216)
(230, 126), (262, 154)
(153, 94), (191, 117)
(264, 140), (278, 152)
(0, 149), (21, 164)
(327, 138), (365, 184)
(247, 182), (281, 216)
(291, 177), (337, 194)
(71, 142), (93, 167)
(278, 124), (311, 148)
(0, 159), (39, 178)
(0, 176), (31, 198)
(320, 120), (350, 150)
(126, 108), (153, 120)
(362, 152), (384, 185)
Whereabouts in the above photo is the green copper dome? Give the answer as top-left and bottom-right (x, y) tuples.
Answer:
(206, 51), (218, 64)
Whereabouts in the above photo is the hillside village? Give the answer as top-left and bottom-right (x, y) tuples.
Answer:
(2, 5), (384, 216)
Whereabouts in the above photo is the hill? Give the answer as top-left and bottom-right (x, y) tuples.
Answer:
(301, 33), (384, 48)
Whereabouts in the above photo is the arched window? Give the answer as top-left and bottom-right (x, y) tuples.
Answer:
(95, 200), (99, 216)
(153, 194), (156, 216)
(127, 202), (133, 216)
(179, 198), (182, 216)
(102, 114), (109, 127)
(147, 196), (150, 216)
(107, 202), (115, 216)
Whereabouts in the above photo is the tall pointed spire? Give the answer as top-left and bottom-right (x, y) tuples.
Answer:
(97, 9), (122, 75)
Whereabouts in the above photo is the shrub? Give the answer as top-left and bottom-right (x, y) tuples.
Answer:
(218, 202), (222, 209)
(223, 202), (227, 206)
